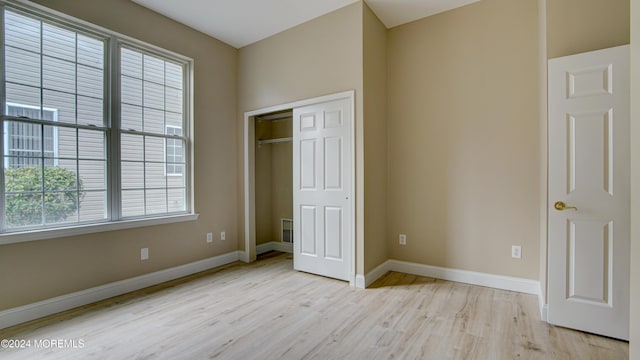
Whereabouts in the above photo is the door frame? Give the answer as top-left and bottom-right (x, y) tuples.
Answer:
(243, 90), (356, 285)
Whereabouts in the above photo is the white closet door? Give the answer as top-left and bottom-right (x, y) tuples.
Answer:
(293, 97), (352, 281)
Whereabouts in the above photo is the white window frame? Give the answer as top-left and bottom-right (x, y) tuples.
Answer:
(0, 0), (197, 245)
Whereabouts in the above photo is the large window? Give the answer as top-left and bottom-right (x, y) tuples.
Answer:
(0, 2), (192, 234)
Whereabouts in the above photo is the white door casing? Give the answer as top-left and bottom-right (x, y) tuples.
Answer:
(548, 45), (630, 340)
(293, 97), (352, 281)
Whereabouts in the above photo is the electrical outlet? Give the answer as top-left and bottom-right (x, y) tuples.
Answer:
(399, 234), (407, 245)
(141, 247), (149, 261)
(511, 245), (522, 259)
(220, 231), (226, 241)
(206, 232), (213, 243)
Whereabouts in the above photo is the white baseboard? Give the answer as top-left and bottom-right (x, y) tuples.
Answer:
(256, 241), (293, 255)
(364, 259), (540, 295)
(0, 250), (244, 330)
(538, 283), (548, 321)
(354, 274), (365, 289)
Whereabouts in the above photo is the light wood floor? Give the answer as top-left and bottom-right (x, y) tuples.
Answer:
(0, 252), (628, 359)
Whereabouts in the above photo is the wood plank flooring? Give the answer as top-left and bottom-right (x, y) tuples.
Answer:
(0, 252), (629, 359)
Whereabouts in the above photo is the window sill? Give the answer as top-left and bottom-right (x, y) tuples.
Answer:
(0, 213), (200, 245)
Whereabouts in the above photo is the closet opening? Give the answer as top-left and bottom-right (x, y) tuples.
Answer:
(254, 109), (294, 259)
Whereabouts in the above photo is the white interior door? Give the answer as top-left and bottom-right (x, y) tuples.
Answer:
(548, 45), (630, 340)
(293, 97), (352, 281)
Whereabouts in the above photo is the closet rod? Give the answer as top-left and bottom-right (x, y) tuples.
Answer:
(257, 137), (292, 146)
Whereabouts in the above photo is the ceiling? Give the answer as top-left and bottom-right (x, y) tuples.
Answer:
(132, 0), (480, 49)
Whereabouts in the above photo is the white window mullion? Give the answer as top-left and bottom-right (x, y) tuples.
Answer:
(0, 5), (7, 232)
(108, 38), (121, 221)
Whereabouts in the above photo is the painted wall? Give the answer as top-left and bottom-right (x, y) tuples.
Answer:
(547, 0), (630, 59)
(269, 119), (293, 244)
(254, 119), (274, 245)
(237, 2), (366, 273)
(254, 118), (293, 246)
(362, 4), (388, 273)
(630, 0), (639, 355)
(0, 0), (238, 310)
(386, 0), (543, 279)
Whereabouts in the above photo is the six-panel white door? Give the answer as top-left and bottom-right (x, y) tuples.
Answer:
(548, 45), (630, 340)
(293, 97), (352, 281)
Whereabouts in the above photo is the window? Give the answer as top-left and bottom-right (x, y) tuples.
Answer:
(0, 2), (192, 235)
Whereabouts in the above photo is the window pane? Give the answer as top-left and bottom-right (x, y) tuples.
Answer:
(143, 54), (164, 84)
(143, 81), (164, 110)
(165, 112), (182, 130)
(5, 193), (43, 228)
(165, 62), (183, 89)
(121, 76), (142, 106)
(4, 10), (40, 53)
(78, 160), (106, 190)
(45, 191), (78, 224)
(43, 56), (75, 93)
(143, 107), (164, 134)
(165, 87), (182, 114)
(45, 163), (77, 191)
(121, 104), (142, 131)
(43, 90), (75, 124)
(120, 48), (142, 78)
(145, 162), (165, 188)
(6, 83), (41, 111)
(77, 65), (103, 98)
(4, 162), (42, 192)
(77, 96), (104, 127)
(56, 127), (78, 159)
(78, 129), (105, 159)
(168, 188), (185, 212)
(121, 189), (144, 217)
(42, 23), (75, 62)
(79, 191), (107, 221)
(121, 161), (144, 189)
(77, 35), (103, 69)
(144, 136), (164, 162)
(5, 46), (40, 87)
(145, 189), (166, 214)
(121, 134), (143, 161)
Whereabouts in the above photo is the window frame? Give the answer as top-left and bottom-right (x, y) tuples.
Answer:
(0, 0), (196, 244)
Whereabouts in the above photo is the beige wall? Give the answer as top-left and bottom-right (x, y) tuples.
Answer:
(387, 0), (542, 279)
(547, 0), (630, 59)
(269, 119), (293, 243)
(0, 0), (238, 310)
(363, 4), (388, 273)
(630, 0), (639, 355)
(254, 118), (293, 246)
(237, 2), (366, 272)
(254, 120), (274, 245)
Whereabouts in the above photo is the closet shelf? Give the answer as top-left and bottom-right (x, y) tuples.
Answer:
(257, 137), (292, 146)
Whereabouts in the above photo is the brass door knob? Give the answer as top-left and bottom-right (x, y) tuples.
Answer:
(554, 201), (578, 211)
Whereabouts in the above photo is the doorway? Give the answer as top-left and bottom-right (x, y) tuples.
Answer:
(243, 91), (355, 284)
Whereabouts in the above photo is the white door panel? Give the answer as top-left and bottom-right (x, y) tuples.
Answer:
(548, 45), (629, 340)
(293, 97), (352, 281)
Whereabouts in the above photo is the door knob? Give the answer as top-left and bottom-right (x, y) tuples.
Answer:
(554, 201), (578, 211)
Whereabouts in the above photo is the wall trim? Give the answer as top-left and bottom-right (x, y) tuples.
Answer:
(256, 241), (293, 255)
(0, 250), (244, 330)
(364, 259), (542, 308)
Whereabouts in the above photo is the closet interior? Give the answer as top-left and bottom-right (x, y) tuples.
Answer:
(254, 110), (293, 255)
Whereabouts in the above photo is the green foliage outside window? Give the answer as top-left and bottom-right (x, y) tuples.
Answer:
(4, 166), (84, 227)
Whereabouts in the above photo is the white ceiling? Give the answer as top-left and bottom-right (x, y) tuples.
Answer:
(132, 0), (481, 49)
